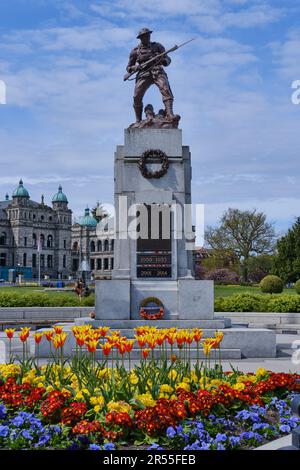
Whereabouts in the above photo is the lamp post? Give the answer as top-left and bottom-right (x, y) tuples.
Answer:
(80, 258), (90, 297)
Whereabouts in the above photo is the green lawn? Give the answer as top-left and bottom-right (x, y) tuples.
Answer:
(0, 286), (77, 297)
(214, 285), (297, 298)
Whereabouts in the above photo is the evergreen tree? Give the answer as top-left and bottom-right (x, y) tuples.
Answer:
(273, 217), (300, 283)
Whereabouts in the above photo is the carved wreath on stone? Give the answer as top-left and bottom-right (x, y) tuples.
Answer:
(138, 149), (169, 179)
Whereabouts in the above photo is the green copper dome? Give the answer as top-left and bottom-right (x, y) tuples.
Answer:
(78, 207), (97, 227)
(12, 179), (30, 198)
(52, 185), (68, 203)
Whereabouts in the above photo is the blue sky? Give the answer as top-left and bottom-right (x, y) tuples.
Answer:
(0, 0), (299, 235)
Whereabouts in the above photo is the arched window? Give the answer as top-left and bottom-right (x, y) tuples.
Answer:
(47, 235), (53, 248)
(0, 232), (7, 246)
(72, 241), (79, 251)
(104, 240), (109, 252)
(90, 241), (96, 252)
(97, 240), (102, 252)
(32, 233), (37, 247)
(40, 234), (45, 247)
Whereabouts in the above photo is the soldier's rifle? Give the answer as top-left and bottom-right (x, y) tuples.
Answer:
(123, 37), (196, 82)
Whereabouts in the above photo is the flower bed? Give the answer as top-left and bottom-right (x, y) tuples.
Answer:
(1, 325), (299, 450)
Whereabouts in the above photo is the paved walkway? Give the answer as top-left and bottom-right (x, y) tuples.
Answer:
(0, 332), (300, 373)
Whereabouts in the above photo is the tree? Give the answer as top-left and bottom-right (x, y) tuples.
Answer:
(205, 208), (276, 282)
(273, 217), (300, 283)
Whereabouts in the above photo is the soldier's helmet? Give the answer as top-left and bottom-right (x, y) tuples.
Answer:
(137, 28), (153, 39)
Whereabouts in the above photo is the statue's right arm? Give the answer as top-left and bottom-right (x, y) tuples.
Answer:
(126, 48), (138, 73)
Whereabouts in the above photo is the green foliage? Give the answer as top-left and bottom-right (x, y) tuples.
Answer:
(215, 293), (300, 312)
(0, 292), (95, 307)
(295, 280), (300, 295)
(205, 208), (275, 282)
(273, 217), (300, 283)
(260, 275), (283, 294)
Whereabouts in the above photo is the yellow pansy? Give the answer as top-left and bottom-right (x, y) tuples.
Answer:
(135, 393), (156, 408)
(232, 383), (245, 391)
(255, 368), (268, 378)
(107, 401), (132, 413)
(176, 382), (190, 392)
(159, 384), (173, 394)
(0, 364), (21, 379)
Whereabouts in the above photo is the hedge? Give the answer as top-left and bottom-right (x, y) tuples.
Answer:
(215, 293), (300, 313)
(0, 293), (95, 308)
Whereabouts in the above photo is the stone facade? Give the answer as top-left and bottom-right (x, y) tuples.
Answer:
(0, 181), (72, 280)
(0, 182), (115, 281)
(71, 208), (114, 280)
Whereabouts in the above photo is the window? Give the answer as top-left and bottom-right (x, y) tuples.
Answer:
(97, 240), (102, 252)
(104, 240), (109, 251)
(63, 255), (66, 268)
(63, 239), (67, 249)
(40, 234), (45, 247)
(23, 253), (27, 267)
(40, 254), (45, 268)
(111, 258), (114, 270)
(90, 241), (95, 252)
(24, 237), (27, 247)
(41, 215), (44, 220)
(24, 212), (27, 219)
(0, 253), (6, 267)
(33, 214), (36, 219)
(32, 233), (37, 247)
(72, 241), (79, 251)
(111, 240), (114, 251)
(73, 259), (79, 271)
(0, 232), (6, 246)
(104, 258), (109, 270)
(90, 258), (95, 270)
(97, 258), (102, 270)
(49, 216), (52, 221)
(47, 235), (53, 248)
(32, 254), (37, 268)
(47, 255), (53, 268)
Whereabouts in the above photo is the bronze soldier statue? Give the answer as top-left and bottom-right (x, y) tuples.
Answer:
(126, 28), (174, 124)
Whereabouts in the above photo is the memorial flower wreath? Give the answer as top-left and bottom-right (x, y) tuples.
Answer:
(139, 296), (165, 320)
(138, 149), (169, 179)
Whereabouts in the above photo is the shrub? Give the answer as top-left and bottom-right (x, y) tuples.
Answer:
(214, 293), (300, 312)
(260, 275), (283, 294)
(0, 292), (95, 308)
(205, 268), (239, 285)
(295, 279), (300, 295)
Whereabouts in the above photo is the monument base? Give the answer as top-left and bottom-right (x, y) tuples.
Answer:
(95, 279), (214, 320)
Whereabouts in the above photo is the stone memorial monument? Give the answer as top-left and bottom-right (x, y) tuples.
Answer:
(39, 28), (277, 359)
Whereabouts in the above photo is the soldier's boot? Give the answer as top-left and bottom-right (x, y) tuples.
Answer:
(133, 105), (143, 123)
(164, 99), (175, 118)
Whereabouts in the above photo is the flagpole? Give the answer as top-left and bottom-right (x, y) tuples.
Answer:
(38, 251), (41, 286)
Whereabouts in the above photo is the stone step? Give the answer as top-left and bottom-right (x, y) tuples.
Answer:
(71, 347), (242, 360)
(98, 328), (227, 339)
(75, 317), (232, 329)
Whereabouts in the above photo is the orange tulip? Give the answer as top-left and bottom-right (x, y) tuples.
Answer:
(193, 328), (203, 343)
(5, 328), (15, 339)
(98, 326), (110, 337)
(75, 334), (85, 347)
(203, 338), (215, 356)
(18, 327), (30, 343)
(137, 336), (146, 348)
(52, 332), (67, 349)
(117, 342), (127, 355)
(44, 330), (54, 342)
(86, 339), (98, 353)
(167, 333), (176, 346)
(142, 348), (150, 359)
(53, 325), (63, 334)
(125, 340), (134, 353)
(100, 343), (112, 356)
(34, 333), (43, 345)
